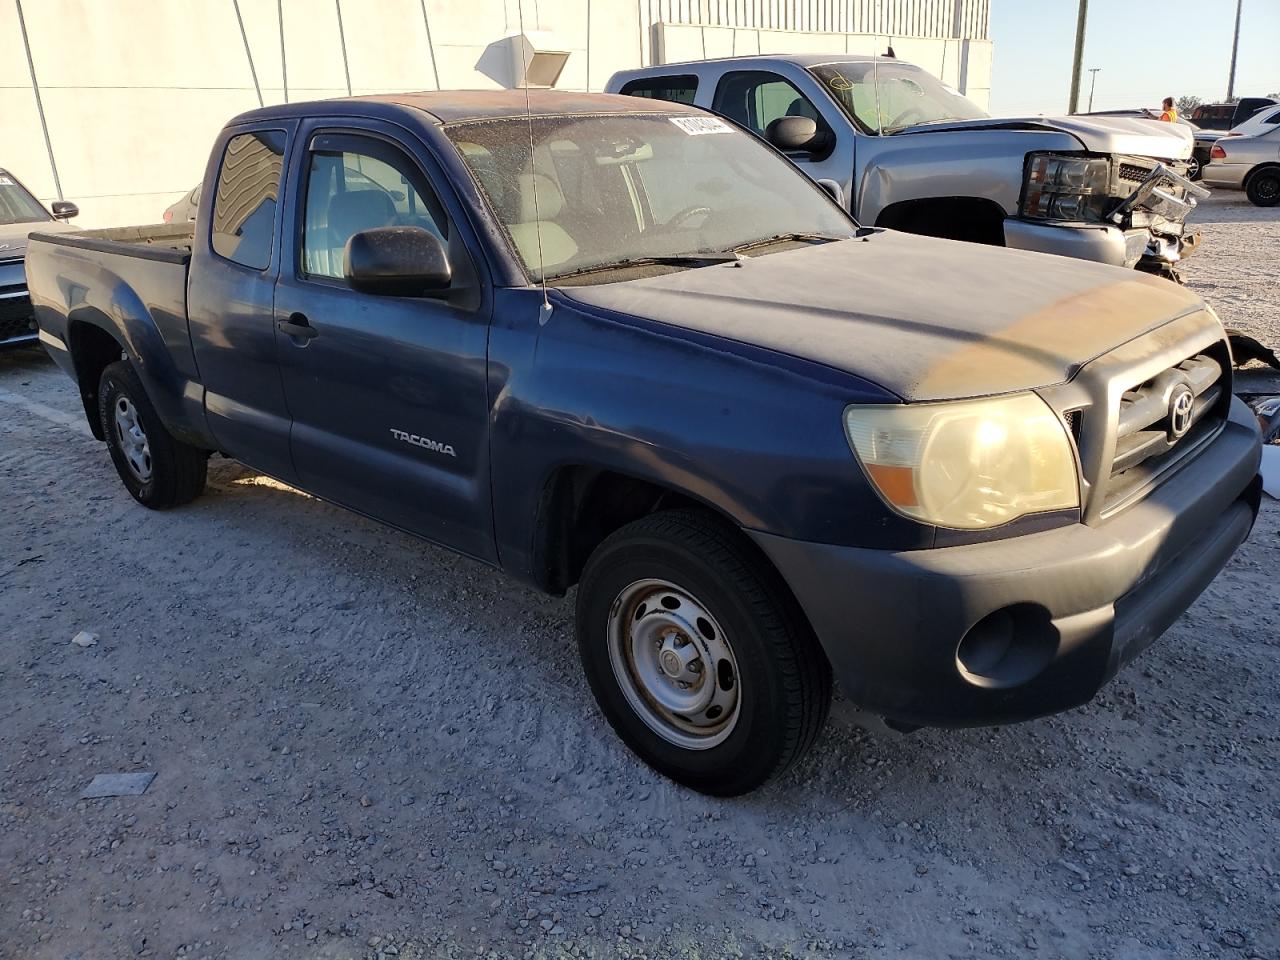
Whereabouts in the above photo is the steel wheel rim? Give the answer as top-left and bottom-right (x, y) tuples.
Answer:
(606, 578), (741, 750)
(113, 396), (152, 482)
(1258, 177), (1279, 201)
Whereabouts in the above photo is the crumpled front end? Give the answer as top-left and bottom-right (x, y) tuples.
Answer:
(1007, 152), (1210, 274)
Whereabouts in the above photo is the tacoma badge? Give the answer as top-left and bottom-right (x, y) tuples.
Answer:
(390, 428), (456, 457)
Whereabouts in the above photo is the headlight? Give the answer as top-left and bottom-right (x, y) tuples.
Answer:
(844, 394), (1080, 530)
(1020, 153), (1111, 222)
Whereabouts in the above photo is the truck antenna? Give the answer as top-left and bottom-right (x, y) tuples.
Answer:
(517, 0), (552, 320)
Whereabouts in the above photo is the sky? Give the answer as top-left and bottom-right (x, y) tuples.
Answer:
(988, 0), (1280, 117)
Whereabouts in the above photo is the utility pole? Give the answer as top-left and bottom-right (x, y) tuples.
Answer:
(1087, 68), (1101, 113)
(1227, 0), (1243, 100)
(1068, 0), (1089, 114)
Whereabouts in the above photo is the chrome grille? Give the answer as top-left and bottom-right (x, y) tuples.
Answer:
(1119, 162), (1172, 185)
(1103, 345), (1230, 512)
(0, 286), (36, 343)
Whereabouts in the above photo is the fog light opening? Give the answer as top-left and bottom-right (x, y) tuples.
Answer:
(956, 605), (1058, 689)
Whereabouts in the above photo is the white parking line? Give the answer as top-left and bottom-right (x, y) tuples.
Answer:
(0, 385), (93, 438)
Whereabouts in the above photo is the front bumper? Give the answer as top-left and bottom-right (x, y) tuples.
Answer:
(751, 398), (1262, 728)
(1004, 218), (1152, 268)
(1004, 218), (1198, 270)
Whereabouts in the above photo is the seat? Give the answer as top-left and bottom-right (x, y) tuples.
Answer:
(785, 96), (820, 122)
(506, 173), (578, 273)
(328, 189), (397, 244)
(320, 188), (397, 277)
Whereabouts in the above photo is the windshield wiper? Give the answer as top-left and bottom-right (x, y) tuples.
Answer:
(544, 253), (741, 282)
(729, 232), (845, 254)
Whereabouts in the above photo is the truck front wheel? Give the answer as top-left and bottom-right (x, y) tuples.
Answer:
(575, 509), (831, 795)
(99, 360), (207, 509)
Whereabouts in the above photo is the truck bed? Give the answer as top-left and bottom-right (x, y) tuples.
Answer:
(28, 223), (194, 264)
(25, 221), (203, 443)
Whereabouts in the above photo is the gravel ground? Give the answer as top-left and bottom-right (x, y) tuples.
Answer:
(2, 195), (1278, 960)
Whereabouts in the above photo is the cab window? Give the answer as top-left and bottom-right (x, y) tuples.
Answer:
(300, 134), (448, 281)
(713, 70), (827, 140)
(211, 130), (286, 269)
(619, 75), (699, 105)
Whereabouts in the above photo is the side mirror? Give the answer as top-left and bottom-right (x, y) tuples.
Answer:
(50, 200), (78, 220)
(816, 178), (845, 207)
(765, 116), (830, 155)
(344, 226), (451, 298)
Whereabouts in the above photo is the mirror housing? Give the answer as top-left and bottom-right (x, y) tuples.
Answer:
(765, 116), (830, 155)
(50, 200), (79, 220)
(816, 178), (845, 207)
(344, 226), (451, 297)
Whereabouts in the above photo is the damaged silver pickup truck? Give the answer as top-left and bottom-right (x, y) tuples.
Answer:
(610, 55), (1209, 277)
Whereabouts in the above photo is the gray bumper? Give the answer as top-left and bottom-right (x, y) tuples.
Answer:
(751, 398), (1262, 728)
(1004, 218), (1152, 268)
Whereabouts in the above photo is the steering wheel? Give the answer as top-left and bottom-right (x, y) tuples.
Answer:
(663, 205), (712, 231)
(884, 106), (928, 130)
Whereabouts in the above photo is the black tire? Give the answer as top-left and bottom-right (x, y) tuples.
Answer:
(575, 509), (831, 796)
(1245, 168), (1280, 207)
(1186, 153), (1203, 182)
(99, 360), (207, 508)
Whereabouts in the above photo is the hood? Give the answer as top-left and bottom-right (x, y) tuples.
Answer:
(906, 115), (1193, 159)
(561, 231), (1208, 403)
(0, 218), (76, 261)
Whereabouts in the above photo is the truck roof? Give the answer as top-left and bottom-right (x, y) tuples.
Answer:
(619, 53), (910, 72)
(229, 90), (703, 127)
(651, 53), (884, 67)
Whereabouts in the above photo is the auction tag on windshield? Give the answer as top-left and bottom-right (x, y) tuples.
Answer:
(669, 117), (733, 136)
(0, 177), (13, 185)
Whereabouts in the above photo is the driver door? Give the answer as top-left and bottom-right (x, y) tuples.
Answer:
(272, 123), (495, 562)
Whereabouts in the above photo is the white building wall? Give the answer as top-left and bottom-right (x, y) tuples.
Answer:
(1, 0), (990, 228)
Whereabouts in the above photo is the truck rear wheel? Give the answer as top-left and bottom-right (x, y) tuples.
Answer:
(575, 509), (831, 795)
(99, 360), (207, 508)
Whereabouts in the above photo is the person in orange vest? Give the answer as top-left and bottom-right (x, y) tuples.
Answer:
(1159, 97), (1179, 122)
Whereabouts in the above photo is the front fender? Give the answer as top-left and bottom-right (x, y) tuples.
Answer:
(855, 128), (1079, 224)
(487, 290), (926, 587)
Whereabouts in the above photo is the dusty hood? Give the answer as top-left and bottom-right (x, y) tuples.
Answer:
(907, 115), (1193, 159)
(0, 218), (75, 261)
(561, 231), (1210, 402)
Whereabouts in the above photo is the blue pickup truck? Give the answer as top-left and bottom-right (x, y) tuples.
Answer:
(26, 92), (1261, 795)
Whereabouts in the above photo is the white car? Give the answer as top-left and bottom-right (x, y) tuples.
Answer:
(1223, 104), (1280, 140)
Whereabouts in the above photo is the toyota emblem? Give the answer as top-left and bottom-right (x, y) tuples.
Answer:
(1168, 385), (1195, 439)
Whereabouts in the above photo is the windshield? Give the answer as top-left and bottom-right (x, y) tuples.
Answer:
(445, 113), (855, 283)
(0, 172), (50, 225)
(809, 61), (988, 135)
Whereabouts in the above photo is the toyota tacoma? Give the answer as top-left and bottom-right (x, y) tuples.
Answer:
(26, 93), (1261, 795)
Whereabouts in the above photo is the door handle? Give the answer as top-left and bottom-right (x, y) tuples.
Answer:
(277, 313), (318, 341)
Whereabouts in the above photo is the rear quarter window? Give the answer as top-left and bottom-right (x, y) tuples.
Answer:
(211, 130), (287, 270)
(619, 75), (699, 105)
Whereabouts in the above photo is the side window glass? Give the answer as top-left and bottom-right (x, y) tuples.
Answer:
(714, 71), (825, 139)
(301, 137), (449, 280)
(619, 76), (699, 105)
(211, 130), (286, 269)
